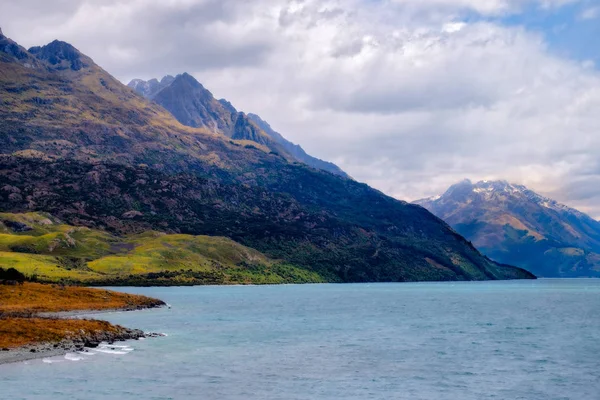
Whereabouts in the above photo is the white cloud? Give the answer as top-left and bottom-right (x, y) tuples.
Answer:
(579, 6), (599, 20)
(1, 0), (600, 217)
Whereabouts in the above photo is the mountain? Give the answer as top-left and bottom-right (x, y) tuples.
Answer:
(0, 29), (534, 283)
(246, 113), (349, 178)
(128, 74), (349, 178)
(128, 75), (174, 99)
(415, 179), (600, 277)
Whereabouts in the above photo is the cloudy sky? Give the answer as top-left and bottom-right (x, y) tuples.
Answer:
(1, 0), (600, 216)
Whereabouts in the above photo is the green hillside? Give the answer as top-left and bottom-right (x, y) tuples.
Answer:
(0, 213), (325, 285)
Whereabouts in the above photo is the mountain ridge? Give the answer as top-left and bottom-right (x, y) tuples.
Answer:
(128, 74), (350, 178)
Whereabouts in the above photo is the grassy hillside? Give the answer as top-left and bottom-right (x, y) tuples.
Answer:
(0, 159), (535, 282)
(0, 212), (326, 285)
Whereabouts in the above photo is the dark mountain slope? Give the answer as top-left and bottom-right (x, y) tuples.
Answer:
(415, 179), (600, 277)
(0, 35), (280, 179)
(0, 30), (534, 282)
(0, 157), (534, 282)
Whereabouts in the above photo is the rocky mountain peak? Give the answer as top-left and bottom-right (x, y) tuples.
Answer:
(160, 75), (175, 85)
(128, 72), (350, 178)
(440, 178), (473, 200)
(28, 40), (88, 71)
(0, 29), (39, 66)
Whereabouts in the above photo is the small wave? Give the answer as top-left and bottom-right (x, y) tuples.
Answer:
(42, 358), (64, 364)
(94, 348), (129, 355)
(64, 353), (85, 361)
(95, 344), (134, 355)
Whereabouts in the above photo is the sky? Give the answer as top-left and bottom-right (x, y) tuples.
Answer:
(1, 0), (600, 217)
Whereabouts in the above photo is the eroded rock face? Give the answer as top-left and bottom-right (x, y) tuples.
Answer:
(29, 40), (89, 71)
(0, 28), (38, 66)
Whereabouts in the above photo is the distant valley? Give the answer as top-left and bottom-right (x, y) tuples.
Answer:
(415, 179), (600, 277)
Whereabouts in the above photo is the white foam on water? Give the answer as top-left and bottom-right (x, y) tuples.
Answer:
(94, 348), (129, 355)
(94, 343), (135, 355)
(42, 358), (64, 364)
(64, 353), (85, 361)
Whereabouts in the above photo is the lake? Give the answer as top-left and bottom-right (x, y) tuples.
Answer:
(1, 279), (599, 399)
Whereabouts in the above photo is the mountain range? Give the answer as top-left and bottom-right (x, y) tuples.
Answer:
(128, 74), (349, 178)
(415, 179), (600, 277)
(0, 28), (534, 283)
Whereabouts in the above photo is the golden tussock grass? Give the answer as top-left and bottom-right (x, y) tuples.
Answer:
(0, 282), (164, 315)
(0, 317), (123, 348)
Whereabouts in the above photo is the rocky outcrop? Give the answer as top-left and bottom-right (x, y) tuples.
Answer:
(29, 40), (89, 71)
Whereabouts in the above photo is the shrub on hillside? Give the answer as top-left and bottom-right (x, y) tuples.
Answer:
(0, 267), (26, 284)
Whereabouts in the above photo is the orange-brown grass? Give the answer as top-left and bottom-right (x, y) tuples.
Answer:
(0, 317), (125, 348)
(0, 283), (164, 315)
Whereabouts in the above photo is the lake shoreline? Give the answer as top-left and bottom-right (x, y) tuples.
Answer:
(0, 321), (165, 365)
(0, 283), (166, 365)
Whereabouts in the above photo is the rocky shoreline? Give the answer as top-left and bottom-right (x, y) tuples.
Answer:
(0, 282), (168, 366)
(0, 320), (165, 365)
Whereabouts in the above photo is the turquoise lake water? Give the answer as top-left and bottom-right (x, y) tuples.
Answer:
(1, 279), (600, 399)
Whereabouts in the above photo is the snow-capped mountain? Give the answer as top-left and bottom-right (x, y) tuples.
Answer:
(415, 179), (600, 277)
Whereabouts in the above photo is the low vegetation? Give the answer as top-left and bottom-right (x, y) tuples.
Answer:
(0, 280), (164, 352)
(0, 212), (326, 285)
(0, 282), (164, 316)
(0, 318), (131, 348)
